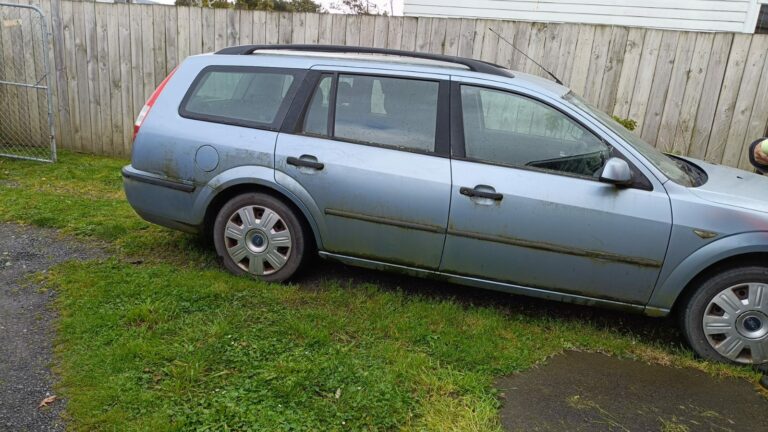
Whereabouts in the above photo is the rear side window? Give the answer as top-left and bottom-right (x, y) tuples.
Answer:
(180, 66), (302, 129)
(302, 74), (440, 153)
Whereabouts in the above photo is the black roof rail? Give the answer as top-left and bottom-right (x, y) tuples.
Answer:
(214, 44), (514, 78)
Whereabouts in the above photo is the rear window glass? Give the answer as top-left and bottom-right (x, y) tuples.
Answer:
(181, 67), (299, 128)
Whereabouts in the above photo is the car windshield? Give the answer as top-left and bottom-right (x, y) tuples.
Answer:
(565, 93), (694, 187)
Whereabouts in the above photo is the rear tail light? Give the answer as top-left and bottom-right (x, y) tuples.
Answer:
(133, 67), (178, 142)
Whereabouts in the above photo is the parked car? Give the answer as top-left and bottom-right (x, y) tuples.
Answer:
(123, 45), (768, 366)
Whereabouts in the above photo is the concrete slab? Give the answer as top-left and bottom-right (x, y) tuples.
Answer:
(497, 351), (768, 431)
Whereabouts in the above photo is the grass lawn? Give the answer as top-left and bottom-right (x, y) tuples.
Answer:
(0, 152), (764, 431)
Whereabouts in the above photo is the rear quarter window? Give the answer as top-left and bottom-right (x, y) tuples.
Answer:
(179, 66), (303, 129)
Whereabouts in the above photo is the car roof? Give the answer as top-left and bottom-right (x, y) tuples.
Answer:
(209, 45), (571, 98)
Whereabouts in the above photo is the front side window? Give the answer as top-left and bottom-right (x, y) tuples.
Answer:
(303, 74), (440, 152)
(181, 67), (298, 127)
(460, 85), (609, 178)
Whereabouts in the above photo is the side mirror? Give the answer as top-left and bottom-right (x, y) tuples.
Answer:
(599, 157), (632, 186)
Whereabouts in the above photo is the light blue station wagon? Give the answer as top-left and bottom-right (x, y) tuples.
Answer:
(123, 45), (768, 366)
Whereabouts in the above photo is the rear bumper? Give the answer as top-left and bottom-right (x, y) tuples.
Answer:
(122, 165), (202, 234)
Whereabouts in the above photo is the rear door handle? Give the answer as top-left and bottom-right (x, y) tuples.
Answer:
(287, 156), (324, 170)
(460, 186), (503, 201)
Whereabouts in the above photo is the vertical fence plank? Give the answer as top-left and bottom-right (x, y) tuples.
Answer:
(705, 34), (751, 163)
(238, 8), (252, 45)
(95, 3), (112, 155)
(73, 2), (92, 152)
(612, 27), (645, 119)
(202, 7), (215, 52)
(317, 12), (333, 45)
(213, 8), (226, 51)
(688, 33), (732, 160)
(672, 33), (713, 157)
(385, 15), (402, 49)
(373, 15), (388, 49)
(626, 29), (662, 134)
(304, 12), (319, 45)
(427, 15), (446, 54)
(189, 6), (203, 55)
(177, 6), (189, 61)
(656, 31), (696, 152)
(252, 10), (266, 45)
(278, 12), (291, 44)
(583, 25), (612, 104)
(117, 2), (132, 154)
(165, 6), (178, 72)
(721, 35), (768, 167)
(360, 15), (375, 47)
(568, 25), (595, 95)
(152, 6), (166, 86)
(346, 14), (361, 47)
(596, 26), (628, 112)
(226, 8), (238, 47)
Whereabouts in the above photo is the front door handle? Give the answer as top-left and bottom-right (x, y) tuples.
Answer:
(460, 186), (503, 201)
(287, 155), (324, 170)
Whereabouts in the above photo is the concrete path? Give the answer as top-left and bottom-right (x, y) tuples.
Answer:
(497, 351), (768, 431)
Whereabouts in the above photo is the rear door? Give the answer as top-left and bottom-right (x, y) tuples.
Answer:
(274, 69), (452, 269)
(441, 79), (672, 304)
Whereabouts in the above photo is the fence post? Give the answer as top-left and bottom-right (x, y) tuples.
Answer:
(49, 0), (72, 149)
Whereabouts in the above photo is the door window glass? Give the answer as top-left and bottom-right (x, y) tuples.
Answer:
(460, 85), (608, 177)
(303, 75), (333, 136)
(334, 74), (439, 152)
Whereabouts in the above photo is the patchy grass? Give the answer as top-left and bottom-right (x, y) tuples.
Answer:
(0, 152), (763, 431)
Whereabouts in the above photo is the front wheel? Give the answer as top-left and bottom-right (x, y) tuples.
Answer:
(680, 266), (768, 365)
(213, 193), (306, 283)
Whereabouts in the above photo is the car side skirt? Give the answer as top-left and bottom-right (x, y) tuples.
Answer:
(318, 251), (666, 316)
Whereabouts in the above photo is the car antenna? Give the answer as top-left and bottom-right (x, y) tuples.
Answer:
(488, 27), (564, 85)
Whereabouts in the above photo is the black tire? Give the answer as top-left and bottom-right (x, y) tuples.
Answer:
(679, 266), (768, 365)
(213, 192), (306, 283)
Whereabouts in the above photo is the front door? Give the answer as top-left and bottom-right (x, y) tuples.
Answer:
(275, 71), (452, 269)
(440, 83), (672, 304)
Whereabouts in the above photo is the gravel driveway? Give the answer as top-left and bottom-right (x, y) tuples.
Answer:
(0, 224), (96, 432)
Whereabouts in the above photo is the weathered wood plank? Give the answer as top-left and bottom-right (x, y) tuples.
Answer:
(117, 2), (132, 154)
(140, 5), (155, 106)
(252, 10), (266, 45)
(226, 8), (238, 47)
(176, 6), (189, 61)
(672, 32), (713, 156)
(705, 34), (751, 163)
(583, 25), (612, 104)
(84, 2), (103, 153)
(400, 17), (418, 51)
(688, 33), (732, 160)
(304, 12), (319, 45)
(656, 31), (696, 153)
(317, 12), (333, 45)
(165, 5), (178, 72)
(213, 8), (226, 52)
(721, 35), (768, 167)
(415, 17), (431, 53)
(278, 12), (292, 44)
(152, 5), (166, 85)
(597, 26), (628, 112)
(386, 16), (403, 49)
(201, 7), (215, 52)
(189, 6), (203, 55)
(428, 15), (446, 54)
(568, 24), (595, 95)
(291, 12), (305, 44)
(612, 27), (645, 119)
(640, 31), (680, 146)
(95, 3), (113, 155)
(456, 18), (475, 58)
(627, 29), (662, 134)
(360, 15), (375, 47)
(373, 15), (388, 49)
(73, 1), (92, 151)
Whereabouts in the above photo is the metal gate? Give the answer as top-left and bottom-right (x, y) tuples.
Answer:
(0, 2), (55, 162)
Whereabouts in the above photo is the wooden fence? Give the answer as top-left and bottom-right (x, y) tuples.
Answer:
(4, 0), (768, 170)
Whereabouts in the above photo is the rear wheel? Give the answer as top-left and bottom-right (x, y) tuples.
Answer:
(680, 266), (768, 365)
(213, 193), (306, 282)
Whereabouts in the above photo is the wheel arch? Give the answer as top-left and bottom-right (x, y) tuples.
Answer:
(648, 231), (768, 314)
(196, 173), (324, 251)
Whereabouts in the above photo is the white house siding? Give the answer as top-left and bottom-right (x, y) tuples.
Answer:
(403, 0), (766, 33)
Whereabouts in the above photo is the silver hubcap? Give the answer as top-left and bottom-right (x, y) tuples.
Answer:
(703, 282), (768, 364)
(224, 205), (292, 276)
